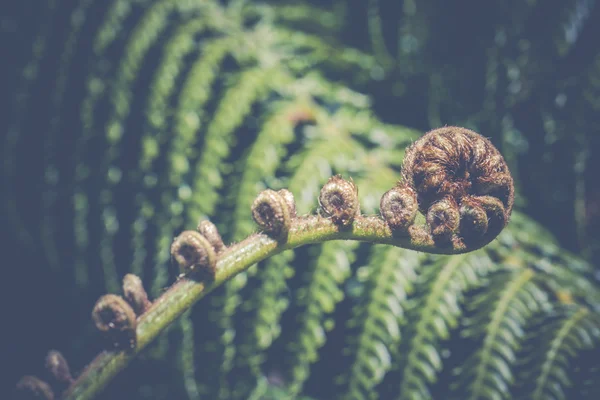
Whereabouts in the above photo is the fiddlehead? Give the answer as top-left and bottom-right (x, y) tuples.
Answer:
(388, 126), (514, 249)
(91, 294), (137, 350)
(251, 189), (296, 240)
(170, 230), (218, 278)
(319, 175), (360, 227)
(29, 126), (516, 400)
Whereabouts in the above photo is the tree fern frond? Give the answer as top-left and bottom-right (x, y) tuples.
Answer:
(179, 310), (201, 400)
(514, 305), (600, 400)
(227, 100), (314, 241)
(126, 18), (210, 281)
(395, 251), (496, 400)
(339, 245), (423, 400)
(227, 251), (295, 399)
(96, 0), (210, 292)
(41, 0), (96, 273)
(6, 2), (600, 400)
(286, 241), (359, 395)
(3, 0), (58, 247)
(146, 36), (234, 292)
(187, 66), (279, 222)
(452, 268), (548, 400)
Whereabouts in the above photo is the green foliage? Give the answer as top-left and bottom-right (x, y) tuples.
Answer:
(4, 1), (600, 400)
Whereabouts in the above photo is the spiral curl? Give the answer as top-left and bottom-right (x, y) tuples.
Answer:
(380, 184), (418, 231)
(171, 230), (217, 277)
(92, 294), (137, 349)
(383, 126), (513, 247)
(251, 189), (295, 239)
(319, 175), (360, 226)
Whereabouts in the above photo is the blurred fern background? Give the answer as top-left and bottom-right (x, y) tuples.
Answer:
(2, 0), (600, 399)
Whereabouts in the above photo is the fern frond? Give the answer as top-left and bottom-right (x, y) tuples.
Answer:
(187, 66), (279, 221)
(452, 268), (548, 400)
(395, 251), (496, 400)
(227, 251), (295, 399)
(3, 0), (58, 247)
(146, 36), (234, 292)
(228, 100), (313, 241)
(514, 305), (600, 400)
(339, 245), (422, 400)
(41, 0), (96, 273)
(287, 241), (359, 395)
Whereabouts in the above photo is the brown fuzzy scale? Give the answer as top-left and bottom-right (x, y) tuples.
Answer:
(15, 376), (54, 400)
(319, 175), (360, 226)
(45, 350), (73, 386)
(401, 126), (514, 245)
(122, 274), (151, 315)
(380, 184), (418, 231)
(196, 220), (225, 253)
(171, 230), (217, 277)
(251, 189), (292, 239)
(92, 294), (137, 349)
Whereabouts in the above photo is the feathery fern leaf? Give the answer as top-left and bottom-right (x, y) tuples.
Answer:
(451, 268), (549, 400)
(4, 1), (600, 400)
(514, 305), (600, 400)
(338, 245), (423, 400)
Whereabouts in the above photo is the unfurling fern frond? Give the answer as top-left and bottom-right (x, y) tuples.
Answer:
(6, 1), (600, 400)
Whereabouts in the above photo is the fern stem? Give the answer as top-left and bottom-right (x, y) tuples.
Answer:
(63, 214), (477, 400)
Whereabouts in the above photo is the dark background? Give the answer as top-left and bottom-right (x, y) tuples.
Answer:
(1, 0), (600, 397)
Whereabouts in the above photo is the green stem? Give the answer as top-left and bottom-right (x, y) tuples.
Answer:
(62, 215), (472, 400)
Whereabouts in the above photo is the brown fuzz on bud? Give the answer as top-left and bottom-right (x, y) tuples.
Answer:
(277, 188), (297, 218)
(92, 294), (137, 349)
(196, 220), (225, 253)
(427, 197), (460, 241)
(15, 376), (54, 400)
(171, 230), (217, 277)
(319, 175), (360, 227)
(401, 126), (514, 246)
(380, 184), (418, 231)
(122, 274), (151, 315)
(458, 198), (488, 242)
(252, 189), (292, 239)
(476, 195), (508, 240)
(45, 350), (73, 386)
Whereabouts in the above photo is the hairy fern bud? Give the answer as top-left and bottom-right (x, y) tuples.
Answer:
(171, 230), (217, 278)
(427, 197), (460, 241)
(380, 184), (418, 231)
(319, 175), (360, 226)
(458, 197), (489, 241)
(400, 126), (514, 246)
(15, 376), (54, 400)
(92, 294), (137, 349)
(45, 350), (73, 386)
(122, 274), (151, 315)
(252, 189), (294, 239)
(196, 220), (225, 253)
